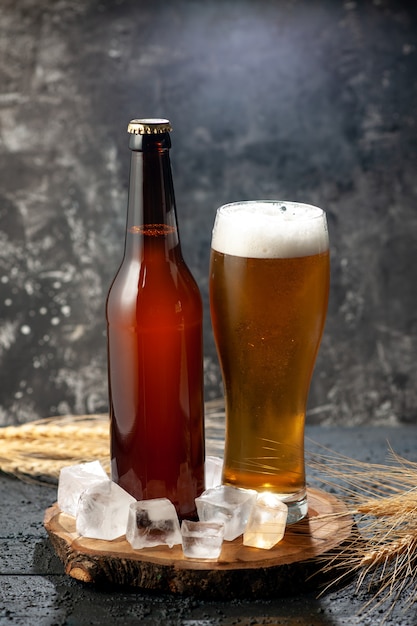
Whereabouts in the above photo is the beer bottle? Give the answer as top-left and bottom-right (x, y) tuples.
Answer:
(106, 118), (205, 520)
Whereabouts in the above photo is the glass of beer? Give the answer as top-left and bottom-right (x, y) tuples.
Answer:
(209, 201), (330, 523)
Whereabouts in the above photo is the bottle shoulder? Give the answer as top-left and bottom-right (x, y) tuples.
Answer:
(106, 253), (202, 324)
(108, 253), (200, 291)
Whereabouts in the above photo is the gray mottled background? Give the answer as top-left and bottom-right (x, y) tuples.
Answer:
(0, 0), (416, 426)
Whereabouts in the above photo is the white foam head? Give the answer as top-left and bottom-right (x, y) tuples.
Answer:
(211, 201), (329, 258)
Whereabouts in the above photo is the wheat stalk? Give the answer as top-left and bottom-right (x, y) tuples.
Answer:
(308, 445), (417, 620)
(0, 414), (110, 483)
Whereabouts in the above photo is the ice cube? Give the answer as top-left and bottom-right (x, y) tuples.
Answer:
(181, 520), (225, 560)
(126, 498), (182, 549)
(195, 485), (257, 541)
(204, 456), (223, 490)
(243, 492), (288, 549)
(76, 480), (136, 540)
(58, 460), (109, 517)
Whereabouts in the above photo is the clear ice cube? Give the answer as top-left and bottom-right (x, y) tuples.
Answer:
(57, 460), (109, 517)
(243, 492), (288, 549)
(181, 520), (225, 560)
(76, 480), (136, 541)
(204, 456), (223, 490)
(195, 485), (257, 541)
(126, 498), (182, 549)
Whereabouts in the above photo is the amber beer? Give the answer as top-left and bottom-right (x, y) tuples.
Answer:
(210, 201), (329, 522)
(107, 119), (205, 520)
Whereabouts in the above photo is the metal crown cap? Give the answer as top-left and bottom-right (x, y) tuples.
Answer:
(127, 119), (172, 135)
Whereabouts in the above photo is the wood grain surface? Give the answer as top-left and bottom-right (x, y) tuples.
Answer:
(44, 487), (352, 598)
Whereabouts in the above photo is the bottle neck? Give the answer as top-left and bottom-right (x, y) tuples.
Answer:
(125, 137), (180, 256)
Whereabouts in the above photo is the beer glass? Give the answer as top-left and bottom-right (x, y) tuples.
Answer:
(209, 201), (329, 523)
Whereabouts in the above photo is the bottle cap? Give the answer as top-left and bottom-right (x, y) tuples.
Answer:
(127, 119), (172, 135)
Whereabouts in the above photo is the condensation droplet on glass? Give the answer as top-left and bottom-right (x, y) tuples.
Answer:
(5, 298), (12, 306)
(39, 307), (47, 315)
(20, 325), (31, 335)
(51, 317), (60, 326)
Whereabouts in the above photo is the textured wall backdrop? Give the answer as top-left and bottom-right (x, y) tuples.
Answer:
(0, 0), (416, 426)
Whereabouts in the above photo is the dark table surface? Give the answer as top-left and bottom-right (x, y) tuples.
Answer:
(2, 425), (417, 626)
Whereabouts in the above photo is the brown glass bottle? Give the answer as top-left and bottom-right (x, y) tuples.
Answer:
(106, 119), (205, 520)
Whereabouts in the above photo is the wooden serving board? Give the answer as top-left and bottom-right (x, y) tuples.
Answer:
(44, 487), (352, 599)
